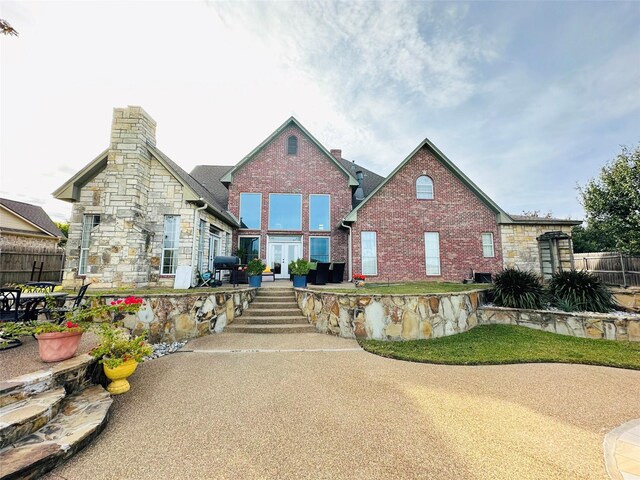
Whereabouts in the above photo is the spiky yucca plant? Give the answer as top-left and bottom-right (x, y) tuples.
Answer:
(548, 269), (615, 313)
(492, 268), (546, 310)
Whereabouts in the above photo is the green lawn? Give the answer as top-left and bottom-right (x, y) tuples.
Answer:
(359, 325), (640, 370)
(322, 282), (489, 294)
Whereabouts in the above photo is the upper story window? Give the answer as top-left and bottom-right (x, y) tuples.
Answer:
(269, 194), (302, 230)
(287, 135), (298, 155)
(239, 193), (261, 229)
(309, 194), (330, 231)
(482, 233), (495, 257)
(416, 175), (434, 199)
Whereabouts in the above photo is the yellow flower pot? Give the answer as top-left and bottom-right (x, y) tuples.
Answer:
(103, 359), (138, 395)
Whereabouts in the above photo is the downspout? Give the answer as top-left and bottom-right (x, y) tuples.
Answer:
(191, 200), (208, 286)
(341, 221), (352, 281)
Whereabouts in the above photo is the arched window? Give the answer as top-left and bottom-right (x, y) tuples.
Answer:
(287, 135), (298, 155)
(416, 175), (434, 199)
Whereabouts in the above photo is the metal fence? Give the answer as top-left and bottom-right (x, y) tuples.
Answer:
(574, 252), (640, 287)
(0, 247), (66, 285)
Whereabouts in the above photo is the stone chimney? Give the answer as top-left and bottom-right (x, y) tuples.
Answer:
(330, 149), (342, 160)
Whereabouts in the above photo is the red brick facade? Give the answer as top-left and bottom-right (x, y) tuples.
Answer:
(350, 146), (503, 282)
(227, 125), (353, 268)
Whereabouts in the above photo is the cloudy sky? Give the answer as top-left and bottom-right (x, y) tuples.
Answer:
(1, 1), (639, 223)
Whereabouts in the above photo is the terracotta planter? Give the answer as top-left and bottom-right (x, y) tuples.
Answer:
(103, 359), (138, 395)
(35, 330), (84, 363)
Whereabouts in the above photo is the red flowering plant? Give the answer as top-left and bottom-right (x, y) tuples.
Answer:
(352, 274), (366, 281)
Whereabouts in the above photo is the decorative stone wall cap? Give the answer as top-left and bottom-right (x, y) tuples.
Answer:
(479, 305), (640, 320)
(299, 287), (489, 298)
(86, 288), (256, 298)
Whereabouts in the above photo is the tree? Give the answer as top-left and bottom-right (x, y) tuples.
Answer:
(571, 224), (616, 253)
(55, 221), (69, 248)
(578, 144), (640, 255)
(1, 19), (18, 36)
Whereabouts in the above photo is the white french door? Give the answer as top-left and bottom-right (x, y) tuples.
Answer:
(207, 235), (220, 271)
(268, 237), (301, 279)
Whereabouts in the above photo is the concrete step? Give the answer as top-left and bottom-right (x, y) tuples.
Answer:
(0, 387), (66, 450)
(249, 301), (299, 309)
(225, 324), (316, 334)
(257, 289), (295, 297)
(0, 385), (113, 480)
(243, 308), (303, 318)
(233, 316), (309, 325)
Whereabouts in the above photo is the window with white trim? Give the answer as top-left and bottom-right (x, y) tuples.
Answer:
(416, 176), (434, 199)
(309, 194), (330, 231)
(310, 237), (330, 262)
(239, 193), (261, 229)
(482, 232), (495, 257)
(197, 219), (206, 271)
(78, 214), (100, 275)
(268, 194), (302, 230)
(424, 232), (441, 275)
(162, 215), (180, 275)
(361, 231), (377, 275)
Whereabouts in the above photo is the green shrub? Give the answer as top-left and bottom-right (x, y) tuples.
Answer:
(492, 268), (546, 309)
(245, 258), (266, 276)
(289, 258), (311, 276)
(548, 269), (615, 313)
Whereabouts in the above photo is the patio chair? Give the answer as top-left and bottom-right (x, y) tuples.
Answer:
(314, 262), (331, 285)
(306, 262), (317, 285)
(329, 262), (346, 283)
(0, 288), (25, 349)
(43, 284), (90, 322)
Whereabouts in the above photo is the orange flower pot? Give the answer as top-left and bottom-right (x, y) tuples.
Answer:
(35, 330), (84, 362)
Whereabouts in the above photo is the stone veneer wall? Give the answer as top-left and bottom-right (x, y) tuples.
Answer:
(294, 288), (484, 340)
(477, 306), (640, 342)
(88, 288), (257, 343)
(499, 223), (574, 274)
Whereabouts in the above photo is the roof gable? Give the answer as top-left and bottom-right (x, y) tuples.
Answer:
(344, 138), (512, 223)
(0, 198), (63, 237)
(220, 117), (359, 187)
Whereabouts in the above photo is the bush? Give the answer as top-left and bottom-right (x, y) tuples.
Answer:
(245, 258), (266, 276)
(548, 269), (616, 313)
(289, 258), (311, 276)
(492, 268), (546, 309)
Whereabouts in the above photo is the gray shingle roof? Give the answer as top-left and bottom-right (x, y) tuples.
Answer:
(190, 165), (233, 209)
(0, 198), (64, 237)
(145, 144), (239, 227)
(508, 214), (581, 225)
(337, 158), (385, 202)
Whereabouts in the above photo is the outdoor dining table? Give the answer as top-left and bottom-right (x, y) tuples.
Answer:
(19, 291), (68, 304)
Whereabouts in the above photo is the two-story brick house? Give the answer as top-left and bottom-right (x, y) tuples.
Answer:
(55, 106), (579, 288)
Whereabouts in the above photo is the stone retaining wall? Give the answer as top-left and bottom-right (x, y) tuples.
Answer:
(612, 288), (640, 313)
(477, 306), (640, 342)
(88, 288), (257, 343)
(294, 289), (485, 340)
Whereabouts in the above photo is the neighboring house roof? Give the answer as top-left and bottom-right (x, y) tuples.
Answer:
(53, 146), (240, 227)
(190, 165), (233, 208)
(220, 117), (360, 188)
(0, 198), (64, 237)
(344, 138), (513, 223)
(507, 215), (581, 226)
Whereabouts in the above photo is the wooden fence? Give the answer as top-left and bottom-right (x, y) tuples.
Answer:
(0, 247), (66, 285)
(574, 252), (640, 287)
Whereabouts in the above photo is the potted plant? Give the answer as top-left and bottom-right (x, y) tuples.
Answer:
(353, 273), (366, 288)
(246, 258), (267, 287)
(2, 319), (87, 363)
(290, 258), (311, 288)
(90, 323), (152, 394)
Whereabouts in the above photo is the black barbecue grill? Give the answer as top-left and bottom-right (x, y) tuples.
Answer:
(212, 256), (241, 286)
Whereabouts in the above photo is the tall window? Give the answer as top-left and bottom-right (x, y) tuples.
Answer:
(482, 233), (495, 257)
(269, 194), (302, 230)
(424, 232), (441, 275)
(309, 194), (330, 231)
(78, 214), (100, 275)
(310, 237), (330, 262)
(197, 219), (206, 271)
(162, 215), (180, 275)
(361, 231), (377, 276)
(238, 236), (259, 264)
(287, 135), (298, 155)
(239, 193), (261, 229)
(416, 176), (434, 199)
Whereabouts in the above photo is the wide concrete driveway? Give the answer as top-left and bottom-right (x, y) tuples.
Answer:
(48, 333), (640, 480)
